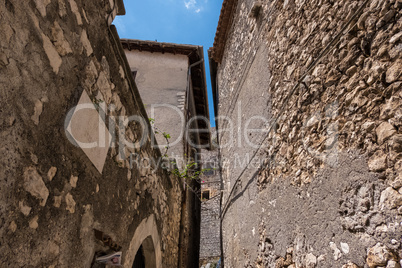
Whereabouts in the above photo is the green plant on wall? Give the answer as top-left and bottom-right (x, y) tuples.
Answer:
(148, 118), (213, 199)
(92, 98), (104, 110)
(149, 118), (170, 158)
(172, 161), (213, 201)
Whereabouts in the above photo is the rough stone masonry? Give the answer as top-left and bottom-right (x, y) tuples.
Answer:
(210, 0), (402, 267)
(0, 0), (184, 267)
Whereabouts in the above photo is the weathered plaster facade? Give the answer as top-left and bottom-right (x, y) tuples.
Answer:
(123, 48), (188, 161)
(121, 40), (211, 167)
(210, 0), (402, 267)
(0, 1), (185, 267)
(121, 39), (212, 268)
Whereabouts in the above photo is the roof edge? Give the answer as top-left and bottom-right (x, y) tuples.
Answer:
(210, 0), (238, 63)
(116, 0), (125, 15)
(121, 39), (211, 149)
(120, 39), (201, 56)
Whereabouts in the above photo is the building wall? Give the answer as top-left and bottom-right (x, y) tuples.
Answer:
(199, 148), (221, 264)
(0, 1), (182, 267)
(214, 0), (402, 267)
(124, 47), (206, 268)
(124, 50), (189, 164)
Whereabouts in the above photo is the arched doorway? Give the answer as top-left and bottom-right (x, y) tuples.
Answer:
(132, 236), (156, 268)
(124, 215), (162, 268)
(133, 245), (145, 268)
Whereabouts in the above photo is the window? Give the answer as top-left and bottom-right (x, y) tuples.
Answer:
(201, 190), (210, 201)
(203, 162), (215, 176)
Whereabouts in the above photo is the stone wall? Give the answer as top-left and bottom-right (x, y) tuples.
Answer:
(212, 0), (402, 267)
(199, 148), (221, 264)
(0, 0), (182, 267)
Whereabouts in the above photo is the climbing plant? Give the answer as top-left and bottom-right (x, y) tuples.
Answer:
(149, 118), (171, 158)
(172, 160), (213, 201)
(148, 118), (213, 199)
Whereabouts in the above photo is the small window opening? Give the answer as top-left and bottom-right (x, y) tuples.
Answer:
(202, 190), (210, 201)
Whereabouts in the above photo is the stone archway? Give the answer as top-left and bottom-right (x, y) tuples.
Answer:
(124, 214), (162, 268)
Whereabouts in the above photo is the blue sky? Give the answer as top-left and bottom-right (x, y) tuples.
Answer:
(113, 0), (224, 127)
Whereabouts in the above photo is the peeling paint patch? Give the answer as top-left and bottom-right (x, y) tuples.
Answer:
(23, 167), (49, 206)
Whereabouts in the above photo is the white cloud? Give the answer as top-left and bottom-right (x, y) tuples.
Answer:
(184, 0), (196, 9)
(184, 0), (203, 12)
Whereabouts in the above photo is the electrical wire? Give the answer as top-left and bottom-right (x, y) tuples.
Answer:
(219, 0), (371, 221)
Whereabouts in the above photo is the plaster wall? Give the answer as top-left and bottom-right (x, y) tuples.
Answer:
(125, 50), (190, 163)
